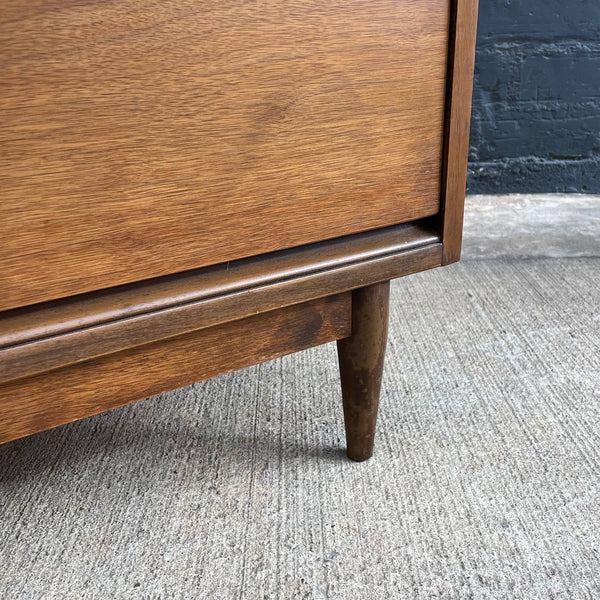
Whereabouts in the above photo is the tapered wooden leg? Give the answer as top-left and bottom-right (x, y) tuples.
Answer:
(337, 281), (390, 461)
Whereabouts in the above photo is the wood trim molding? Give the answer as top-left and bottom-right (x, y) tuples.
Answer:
(0, 221), (441, 384)
(440, 0), (479, 264)
(0, 294), (351, 445)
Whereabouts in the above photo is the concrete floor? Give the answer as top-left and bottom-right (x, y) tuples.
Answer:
(0, 195), (599, 599)
(463, 194), (599, 260)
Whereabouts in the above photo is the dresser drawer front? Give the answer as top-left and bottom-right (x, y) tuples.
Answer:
(1, 0), (450, 311)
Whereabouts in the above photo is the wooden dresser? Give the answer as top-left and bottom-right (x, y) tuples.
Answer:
(0, 0), (478, 460)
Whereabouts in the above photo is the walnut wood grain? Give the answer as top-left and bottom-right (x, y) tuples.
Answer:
(0, 222), (441, 385)
(337, 282), (390, 461)
(440, 0), (479, 264)
(0, 0), (450, 312)
(0, 294), (351, 445)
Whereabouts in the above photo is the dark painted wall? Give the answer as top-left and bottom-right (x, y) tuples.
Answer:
(467, 1), (600, 193)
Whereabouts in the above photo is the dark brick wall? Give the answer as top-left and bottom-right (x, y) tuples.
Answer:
(467, 1), (600, 193)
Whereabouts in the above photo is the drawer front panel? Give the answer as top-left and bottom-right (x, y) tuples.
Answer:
(0, 0), (450, 311)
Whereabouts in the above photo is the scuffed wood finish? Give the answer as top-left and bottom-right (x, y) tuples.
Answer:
(0, 0), (450, 312)
(0, 222), (441, 384)
(440, 0), (479, 264)
(0, 294), (351, 445)
(337, 282), (390, 461)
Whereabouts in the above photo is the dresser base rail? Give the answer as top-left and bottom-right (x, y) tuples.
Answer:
(0, 295), (351, 445)
(0, 220), (441, 385)
(0, 220), (441, 452)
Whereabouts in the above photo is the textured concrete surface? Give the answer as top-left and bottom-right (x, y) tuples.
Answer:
(1, 195), (599, 599)
(463, 194), (600, 260)
(468, 1), (600, 193)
